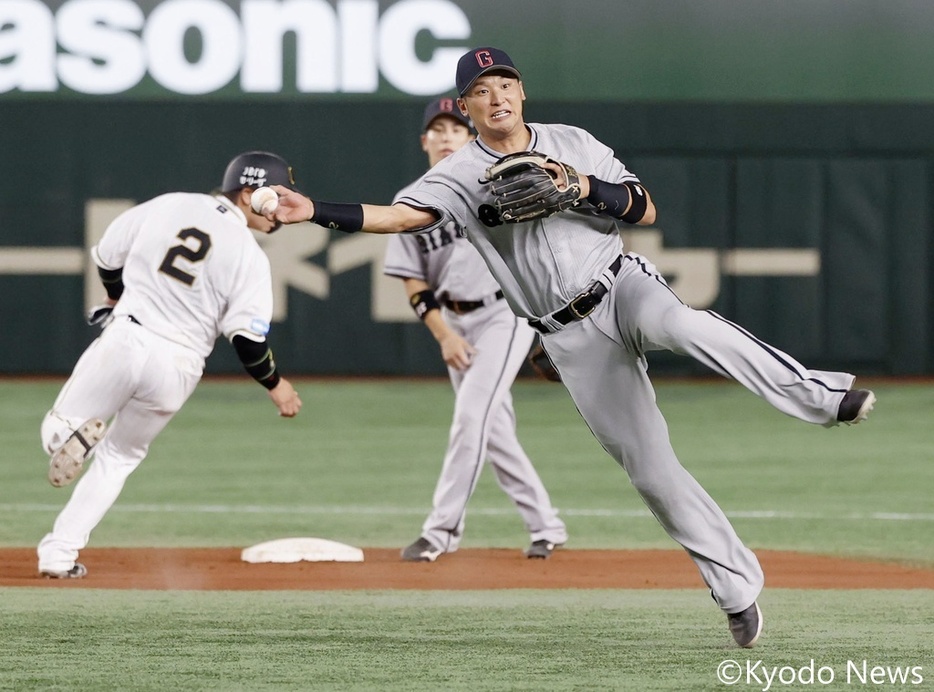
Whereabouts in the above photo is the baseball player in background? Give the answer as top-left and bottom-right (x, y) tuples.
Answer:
(383, 99), (568, 562)
(37, 151), (302, 579)
(267, 48), (876, 648)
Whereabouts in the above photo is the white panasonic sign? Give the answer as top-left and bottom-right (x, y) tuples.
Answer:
(0, 0), (471, 95)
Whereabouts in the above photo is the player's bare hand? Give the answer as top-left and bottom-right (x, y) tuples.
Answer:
(537, 160), (585, 196)
(268, 377), (302, 417)
(269, 185), (314, 224)
(440, 333), (476, 371)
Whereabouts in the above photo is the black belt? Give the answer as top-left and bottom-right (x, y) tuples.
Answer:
(529, 255), (623, 334)
(442, 290), (504, 315)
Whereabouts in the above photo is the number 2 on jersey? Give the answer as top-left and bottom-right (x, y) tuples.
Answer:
(158, 228), (212, 286)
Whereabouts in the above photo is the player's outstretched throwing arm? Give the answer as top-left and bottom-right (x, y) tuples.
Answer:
(269, 186), (438, 234)
(269, 154), (656, 234)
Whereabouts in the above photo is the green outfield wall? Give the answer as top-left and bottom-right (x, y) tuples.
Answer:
(1, 1), (932, 375)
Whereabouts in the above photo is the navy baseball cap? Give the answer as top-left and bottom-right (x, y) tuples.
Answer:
(422, 98), (472, 131)
(455, 47), (521, 96)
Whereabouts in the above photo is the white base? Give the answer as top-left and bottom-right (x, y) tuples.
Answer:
(241, 537), (364, 563)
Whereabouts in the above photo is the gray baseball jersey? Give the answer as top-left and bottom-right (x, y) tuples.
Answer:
(394, 122), (856, 613)
(384, 179), (501, 300)
(395, 123), (638, 319)
(384, 180), (567, 553)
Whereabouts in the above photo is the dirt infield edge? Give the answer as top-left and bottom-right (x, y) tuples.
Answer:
(2, 547), (933, 590)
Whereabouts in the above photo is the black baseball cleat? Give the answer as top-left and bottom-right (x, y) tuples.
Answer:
(727, 602), (763, 648)
(400, 537), (443, 562)
(836, 389), (876, 425)
(525, 540), (562, 559)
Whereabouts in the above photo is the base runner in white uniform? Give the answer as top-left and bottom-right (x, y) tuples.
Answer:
(384, 99), (568, 562)
(37, 151), (303, 579)
(269, 49), (876, 648)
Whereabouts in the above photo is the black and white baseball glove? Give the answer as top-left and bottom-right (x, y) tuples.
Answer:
(483, 151), (583, 223)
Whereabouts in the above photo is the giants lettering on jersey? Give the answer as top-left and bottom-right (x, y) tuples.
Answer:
(415, 222), (465, 254)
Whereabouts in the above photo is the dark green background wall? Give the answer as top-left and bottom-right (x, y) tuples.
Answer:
(3, 0), (933, 376)
(2, 100), (931, 376)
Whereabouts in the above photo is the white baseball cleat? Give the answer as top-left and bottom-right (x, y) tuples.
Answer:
(48, 418), (107, 487)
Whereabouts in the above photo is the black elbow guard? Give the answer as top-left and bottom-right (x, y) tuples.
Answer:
(97, 266), (125, 300)
(620, 182), (648, 223)
(232, 335), (281, 390)
(586, 177), (648, 224)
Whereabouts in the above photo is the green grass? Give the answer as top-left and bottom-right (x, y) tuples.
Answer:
(1, 378), (932, 690)
(2, 379), (931, 561)
(1, 589), (931, 691)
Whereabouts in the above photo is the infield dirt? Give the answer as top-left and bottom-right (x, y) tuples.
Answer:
(2, 548), (933, 590)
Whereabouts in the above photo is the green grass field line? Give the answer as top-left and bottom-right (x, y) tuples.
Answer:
(1, 589), (931, 691)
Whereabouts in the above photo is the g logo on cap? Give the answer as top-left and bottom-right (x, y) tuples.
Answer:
(456, 46), (521, 96)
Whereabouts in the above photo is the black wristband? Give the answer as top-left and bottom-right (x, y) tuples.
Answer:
(311, 201), (364, 233)
(410, 289), (441, 320)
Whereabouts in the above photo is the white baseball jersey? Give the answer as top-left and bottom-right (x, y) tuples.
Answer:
(37, 192), (278, 575)
(92, 192), (273, 360)
(394, 123), (640, 318)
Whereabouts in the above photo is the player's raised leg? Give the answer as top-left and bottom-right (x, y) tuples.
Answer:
(615, 254), (871, 426)
(40, 326), (143, 488)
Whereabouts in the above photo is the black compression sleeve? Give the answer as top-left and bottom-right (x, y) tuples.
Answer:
(311, 201), (364, 233)
(97, 266), (125, 300)
(232, 335), (281, 390)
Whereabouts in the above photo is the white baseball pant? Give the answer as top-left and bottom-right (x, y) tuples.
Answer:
(38, 318), (202, 573)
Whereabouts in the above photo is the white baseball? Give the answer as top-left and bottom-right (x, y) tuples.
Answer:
(250, 187), (278, 215)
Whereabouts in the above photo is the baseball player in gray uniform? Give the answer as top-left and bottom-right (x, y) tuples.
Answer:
(37, 151), (302, 579)
(269, 48), (876, 647)
(384, 98), (568, 562)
